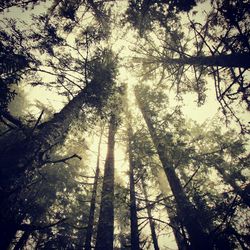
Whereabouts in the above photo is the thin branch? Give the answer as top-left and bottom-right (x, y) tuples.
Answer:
(183, 164), (202, 189)
(30, 110), (44, 134)
(19, 218), (67, 232)
(45, 154), (82, 164)
(0, 111), (24, 128)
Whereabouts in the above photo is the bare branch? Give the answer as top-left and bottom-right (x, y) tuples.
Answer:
(45, 154), (82, 164)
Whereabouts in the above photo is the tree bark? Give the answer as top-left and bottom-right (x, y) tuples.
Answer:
(135, 90), (213, 250)
(141, 176), (160, 250)
(0, 88), (90, 249)
(127, 126), (140, 250)
(0, 221), (18, 250)
(160, 53), (250, 69)
(95, 114), (117, 250)
(0, 88), (91, 200)
(84, 125), (104, 250)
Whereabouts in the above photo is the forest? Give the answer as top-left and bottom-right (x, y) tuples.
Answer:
(0, 0), (249, 249)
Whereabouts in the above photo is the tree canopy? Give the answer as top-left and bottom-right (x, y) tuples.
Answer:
(0, 1), (249, 249)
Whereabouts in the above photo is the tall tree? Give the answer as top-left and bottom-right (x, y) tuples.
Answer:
(84, 124), (104, 250)
(95, 113), (119, 250)
(0, 49), (117, 249)
(0, 48), (117, 195)
(154, 168), (188, 250)
(135, 85), (213, 250)
(128, 0), (250, 132)
(132, 127), (189, 249)
(127, 125), (141, 250)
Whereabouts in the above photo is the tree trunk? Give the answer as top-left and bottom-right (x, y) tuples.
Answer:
(0, 89), (90, 197)
(95, 114), (117, 250)
(168, 208), (190, 250)
(160, 53), (250, 69)
(84, 125), (104, 250)
(0, 88), (90, 249)
(141, 176), (160, 250)
(152, 167), (188, 249)
(135, 91), (213, 250)
(0, 221), (18, 250)
(0, 212), (27, 250)
(127, 126), (140, 250)
(13, 231), (30, 250)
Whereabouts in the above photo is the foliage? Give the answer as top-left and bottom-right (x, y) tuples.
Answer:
(1, 1), (250, 249)
(129, 0), (250, 133)
(125, 0), (197, 36)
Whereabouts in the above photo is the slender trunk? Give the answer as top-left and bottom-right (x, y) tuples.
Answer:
(84, 125), (104, 250)
(13, 231), (30, 250)
(135, 91), (212, 250)
(215, 164), (250, 207)
(127, 126), (140, 250)
(160, 53), (250, 68)
(95, 114), (117, 250)
(141, 177), (160, 250)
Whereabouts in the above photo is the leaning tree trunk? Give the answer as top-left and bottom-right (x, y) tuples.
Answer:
(83, 125), (104, 250)
(159, 53), (250, 69)
(135, 90), (213, 250)
(0, 87), (93, 249)
(95, 114), (117, 250)
(127, 126), (140, 250)
(0, 88), (90, 197)
(140, 176), (160, 250)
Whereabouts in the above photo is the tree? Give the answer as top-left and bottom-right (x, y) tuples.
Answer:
(135, 84), (213, 250)
(125, 0), (197, 36)
(95, 113), (119, 250)
(128, 0), (250, 132)
(127, 125), (141, 250)
(131, 125), (190, 249)
(0, 48), (117, 192)
(0, 28), (35, 112)
(0, 49), (118, 249)
(83, 123), (104, 250)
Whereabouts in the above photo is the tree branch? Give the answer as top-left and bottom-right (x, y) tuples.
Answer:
(19, 218), (67, 232)
(45, 154), (82, 164)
